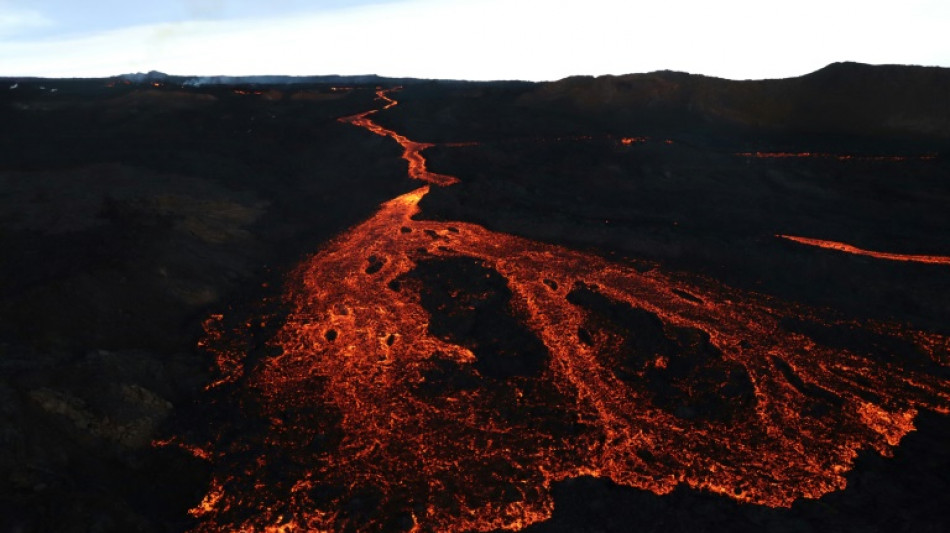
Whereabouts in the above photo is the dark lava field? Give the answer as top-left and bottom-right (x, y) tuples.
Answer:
(1, 63), (949, 532)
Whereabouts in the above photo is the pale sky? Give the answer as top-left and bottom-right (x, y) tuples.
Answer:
(1, 0), (948, 81)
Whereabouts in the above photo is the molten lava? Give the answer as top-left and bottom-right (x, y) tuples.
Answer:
(620, 137), (647, 145)
(191, 88), (950, 532)
(777, 235), (950, 265)
(338, 89), (457, 186)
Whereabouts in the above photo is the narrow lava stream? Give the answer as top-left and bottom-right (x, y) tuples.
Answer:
(190, 89), (950, 532)
(777, 234), (950, 265)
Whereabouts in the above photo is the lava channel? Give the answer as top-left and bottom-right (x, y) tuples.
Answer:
(778, 234), (950, 266)
(189, 88), (950, 533)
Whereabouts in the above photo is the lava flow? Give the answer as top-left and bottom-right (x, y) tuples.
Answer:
(339, 89), (457, 186)
(191, 88), (950, 532)
(777, 235), (950, 265)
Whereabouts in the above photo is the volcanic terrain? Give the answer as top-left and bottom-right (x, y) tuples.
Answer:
(1, 63), (949, 532)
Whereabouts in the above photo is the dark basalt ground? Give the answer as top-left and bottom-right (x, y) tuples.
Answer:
(0, 81), (416, 531)
(2, 63), (950, 531)
(399, 255), (549, 379)
(567, 282), (756, 423)
(525, 409), (950, 533)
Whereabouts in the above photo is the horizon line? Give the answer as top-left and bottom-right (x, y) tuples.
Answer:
(3, 61), (948, 85)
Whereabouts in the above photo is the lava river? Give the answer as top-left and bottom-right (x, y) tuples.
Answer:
(188, 89), (950, 532)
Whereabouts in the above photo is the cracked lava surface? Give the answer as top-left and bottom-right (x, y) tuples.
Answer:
(188, 89), (950, 532)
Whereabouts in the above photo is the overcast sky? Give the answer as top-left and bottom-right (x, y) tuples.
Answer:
(1, 0), (948, 81)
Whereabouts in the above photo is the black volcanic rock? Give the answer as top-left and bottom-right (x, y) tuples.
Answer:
(404, 68), (950, 332)
(566, 283), (755, 422)
(0, 347), (210, 532)
(520, 409), (950, 533)
(0, 80), (416, 530)
(0, 81), (415, 352)
(398, 256), (549, 379)
(2, 64), (950, 531)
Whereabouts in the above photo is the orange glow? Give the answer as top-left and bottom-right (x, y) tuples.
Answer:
(190, 90), (950, 532)
(338, 89), (458, 186)
(375, 86), (399, 110)
(190, 483), (225, 518)
(152, 437), (213, 461)
(777, 235), (950, 265)
(620, 137), (647, 145)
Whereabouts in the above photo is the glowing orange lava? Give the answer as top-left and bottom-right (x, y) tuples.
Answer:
(191, 89), (950, 532)
(777, 235), (950, 265)
(338, 89), (458, 186)
(620, 137), (647, 145)
(153, 437), (213, 461)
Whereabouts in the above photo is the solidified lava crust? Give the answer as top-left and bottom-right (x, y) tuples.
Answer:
(189, 89), (950, 532)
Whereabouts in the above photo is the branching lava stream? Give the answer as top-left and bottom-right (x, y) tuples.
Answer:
(189, 89), (950, 532)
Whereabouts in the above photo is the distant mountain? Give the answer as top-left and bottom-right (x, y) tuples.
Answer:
(520, 62), (950, 140)
(7, 63), (949, 140)
(117, 70), (175, 83)
(116, 71), (430, 87)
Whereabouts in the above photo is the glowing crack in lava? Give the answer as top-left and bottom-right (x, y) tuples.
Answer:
(777, 235), (950, 266)
(191, 89), (950, 532)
